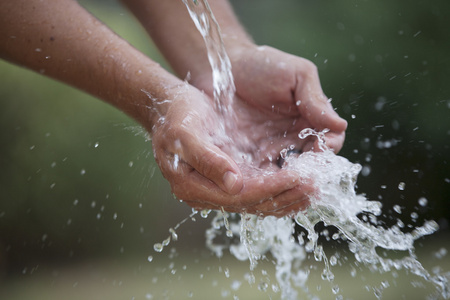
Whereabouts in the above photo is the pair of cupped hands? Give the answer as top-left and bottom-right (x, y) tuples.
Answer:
(150, 46), (347, 217)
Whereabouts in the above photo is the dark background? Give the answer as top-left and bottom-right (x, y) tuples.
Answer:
(0, 0), (448, 281)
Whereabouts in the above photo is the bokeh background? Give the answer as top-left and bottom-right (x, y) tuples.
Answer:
(0, 0), (449, 299)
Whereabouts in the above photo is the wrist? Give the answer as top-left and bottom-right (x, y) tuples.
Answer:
(116, 61), (187, 135)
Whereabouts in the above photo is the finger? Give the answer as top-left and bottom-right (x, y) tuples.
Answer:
(180, 134), (244, 195)
(182, 176), (315, 218)
(177, 168), (302, 209)
(321, 131), (346, 153)
(295, 72), (347, 133)
(251, 179), (314, 215)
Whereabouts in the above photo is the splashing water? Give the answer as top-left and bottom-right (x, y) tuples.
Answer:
(163, 0), (450, 299)
(204, 129), (449, 299)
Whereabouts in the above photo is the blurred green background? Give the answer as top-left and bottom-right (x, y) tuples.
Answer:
(0, 0), (449, 299)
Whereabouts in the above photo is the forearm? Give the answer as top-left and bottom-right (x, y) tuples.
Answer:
(0, 0), (181, 130)
(122, 0), (253, 85)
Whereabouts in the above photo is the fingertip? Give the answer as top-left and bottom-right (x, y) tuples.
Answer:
(322, 110), (348, 133)
(223, 170), (243, 195)
(335, 117), (348, 132)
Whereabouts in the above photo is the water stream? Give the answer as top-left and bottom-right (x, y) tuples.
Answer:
(182, 0), (235, 120)
(154, 1), (450, 299)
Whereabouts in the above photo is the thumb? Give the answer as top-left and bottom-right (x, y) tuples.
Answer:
(295, 74), (347, 132)
(181, 137), (244, 195)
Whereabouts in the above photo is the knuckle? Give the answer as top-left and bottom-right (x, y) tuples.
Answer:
(197, 150), (217, 178)
(302, 59), (318, 74)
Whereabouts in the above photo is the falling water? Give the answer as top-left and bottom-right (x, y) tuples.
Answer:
(181, 0), (235, 119)
(159, 0), (450, 299)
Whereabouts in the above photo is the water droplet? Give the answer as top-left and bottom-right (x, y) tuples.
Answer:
(258, 281), (268, 292)
(173, 154), (180, 170)
(330, 255), (338, 266)
(296, 100), (301, 106)
(361, 165), (371, 176)
(418, 197), (428, 207)
(434, 248), (447, 259)
(94, 142), (99, 148)
(398, 182), (405, 190)
(147, 255), (153, 262)
(200, 209), (211, 218)
(332, 284), (340, 294)
(169, 228), (178, 241)
(231, 280), (241, 291)
(128, 161), (134, 167)
(351, 114), (356, 119)
(393, 205), (402, 214)
(80, 169), (86, 175)
(153, 243), (163, 252)
(162, 237), (171, 246)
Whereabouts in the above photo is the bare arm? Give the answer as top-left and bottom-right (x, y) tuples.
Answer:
(121, 0), (252, 87)
(0, 0), (246, 197)
(123, 0), (347, 151)
(0, 0), (180, 129)
(1, 0), (315, 216)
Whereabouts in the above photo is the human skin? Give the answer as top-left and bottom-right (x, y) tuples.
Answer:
(0, 0), (347, 217)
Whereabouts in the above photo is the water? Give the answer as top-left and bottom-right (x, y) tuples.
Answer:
(204, 129), (449, 299)
(181, 0), (235, 119)
(152, 0), (450, 298)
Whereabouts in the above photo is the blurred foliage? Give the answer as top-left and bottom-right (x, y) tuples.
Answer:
(0, 0), (449, 278)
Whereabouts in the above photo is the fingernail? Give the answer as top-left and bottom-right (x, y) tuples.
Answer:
(223, 171), (239, 194)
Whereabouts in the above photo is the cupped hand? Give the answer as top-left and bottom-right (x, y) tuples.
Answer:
(228, 45), (348, 162)
(185, 44), (348, 216)
(149, 83), (312, 217)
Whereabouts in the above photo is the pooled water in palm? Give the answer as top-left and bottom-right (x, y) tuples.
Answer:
(167, 0), (450, 299)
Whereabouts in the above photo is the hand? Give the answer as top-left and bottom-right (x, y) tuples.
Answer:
(228, 45), (348, 159)
(188, 45), (348, 216)
(150, 83), (313, 217)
